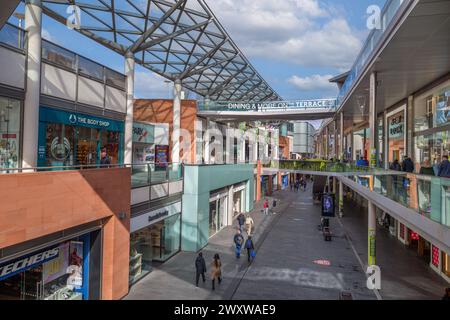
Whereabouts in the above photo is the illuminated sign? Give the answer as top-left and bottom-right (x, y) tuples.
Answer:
(198, 99), (337, 112)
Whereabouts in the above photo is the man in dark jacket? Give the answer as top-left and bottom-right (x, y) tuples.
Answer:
(233, 230), (244, 258)
(236, 212), (245, 233)
(390, 159), (401, 171)
(245, 236), (255, 263)
(438, 155), (450, 178)
(401, 156), (414, 173)
(195, 252), (207, 287)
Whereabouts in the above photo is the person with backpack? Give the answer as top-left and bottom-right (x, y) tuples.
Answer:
(210, 253), (222, 290)
(244, 236), (255, 263)
(236, 212), (245, 233)
(195, 252), (207, 287)
(244, 214), (254, 235)
(233, 230), (244, 259)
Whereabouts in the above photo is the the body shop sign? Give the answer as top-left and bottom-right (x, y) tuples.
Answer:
(389, 114), (404, 139)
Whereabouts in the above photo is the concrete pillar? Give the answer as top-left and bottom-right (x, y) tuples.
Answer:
(22, 0), (42, 168)
(325, 126), (329, 159)
(204, 119), (210, 164)
(340, 112), (344, 161)
(172, 79), (182, 163)
(369, 72), (377, 167)
(339, 180), (344, 218)
(225, 123), (232, 164)
(368, 201), (377, 265)
(406, 95), (414, 161)
(228, 185), (234, 226)
(124, 52), (135, 164)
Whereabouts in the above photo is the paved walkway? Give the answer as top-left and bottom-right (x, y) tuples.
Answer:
(340, 196), (449, 299)
(124, 193), (285, 300)
(124, 183), (449, 300)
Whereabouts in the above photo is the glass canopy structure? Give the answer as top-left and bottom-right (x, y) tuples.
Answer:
(40, 0), (282, 102)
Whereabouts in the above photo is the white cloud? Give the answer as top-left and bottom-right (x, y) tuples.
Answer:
(42, 28), (54, 42)
(207, 0), (362, 69)
(288, 74), (337, 92)
(134, 71), (172, 99)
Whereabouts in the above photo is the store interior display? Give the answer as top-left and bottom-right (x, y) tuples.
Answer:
(0, 97), (21, 169)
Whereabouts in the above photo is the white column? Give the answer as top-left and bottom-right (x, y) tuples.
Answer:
(204, 118), (210, 164)
(406, 95), (414, 160)
(228, 185), (234, 226)
(253, 129), (258, 163)
(339, 180), (344, 218)
(369, 72), (377, 167)
(368, 201), (377, 265)
(225, 123), (232, 164)
(340, 112), (344, 161)
(239, 129), (246, 163)
(124, 52), (135, 164)
(172, 79), (182, 163)
(22, 0), (42, 168)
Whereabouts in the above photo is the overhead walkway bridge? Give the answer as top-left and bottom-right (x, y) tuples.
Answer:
(197, 99), (337, 121)
(264, 160), (450, 261)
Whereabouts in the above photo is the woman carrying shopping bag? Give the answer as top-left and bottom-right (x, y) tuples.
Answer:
(211, 253), (222, 290)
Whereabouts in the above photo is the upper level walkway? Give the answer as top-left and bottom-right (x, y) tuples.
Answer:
(197, 99), (337, 121)
(264, 160), (450, 255)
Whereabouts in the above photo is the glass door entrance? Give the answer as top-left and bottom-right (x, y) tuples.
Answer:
(209, 195), (228, 238)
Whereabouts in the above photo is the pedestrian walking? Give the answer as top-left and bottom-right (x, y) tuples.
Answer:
(195, 252), (207, 287)
(263, 199), (269, 215)
(236, 212), (245, 233)
(211, 254), (222, 290)
(438, 155), (450, 178)
(244, 236), (255, 263)
(233, 230), (244, 258)
(244, 214), (254, 236)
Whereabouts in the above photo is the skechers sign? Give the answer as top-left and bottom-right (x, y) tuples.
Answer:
(0, 247), (59, 281)
(198, 99), (337, 112)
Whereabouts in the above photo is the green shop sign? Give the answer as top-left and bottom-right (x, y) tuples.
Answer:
(39, 107), (124, 132)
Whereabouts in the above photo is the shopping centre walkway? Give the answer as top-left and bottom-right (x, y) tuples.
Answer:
(125, 185), (448, 300)
(340, 197), (449, 299)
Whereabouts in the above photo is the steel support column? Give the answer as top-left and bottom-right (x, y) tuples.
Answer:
(124, 52), (135, 164)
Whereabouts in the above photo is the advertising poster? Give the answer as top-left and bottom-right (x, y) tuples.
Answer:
(43, 242), (70, 284)
(66, 241), (83, 289)
(322, 194), (335, 217)
(155, 145), (169, 169)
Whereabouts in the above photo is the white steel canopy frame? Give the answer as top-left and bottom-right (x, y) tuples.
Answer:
(38, 0), (282, 102)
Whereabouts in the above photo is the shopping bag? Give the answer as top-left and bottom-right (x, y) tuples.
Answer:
(250, 250), (256, 258)
(235, 244), (241, 257)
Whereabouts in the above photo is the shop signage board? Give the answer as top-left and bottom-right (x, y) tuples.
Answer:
(39, 106), (125, 132)
(389, 114), (404, 139)
(130, 201), (182, 233)
(198, 99), (337, 112)
(133, 122), (155, 144)
(0, 247), (60, 281)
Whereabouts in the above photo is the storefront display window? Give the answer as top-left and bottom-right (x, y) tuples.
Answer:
(414, 131), (450, 174)
(129, 214), (181, 285)
(209, 193), (227, 238)
(0, 234), (91, 300)
(38, 107), (124, 167)
(387, 109), (405, 165)
(442, 252), (450, 277)
(377, 117), (384, 168)
(0, 97), (21, 169)
(417, 178), (431, 218)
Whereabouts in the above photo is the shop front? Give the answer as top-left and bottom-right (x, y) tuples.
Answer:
(129, 201), (182, 285)
(386, 106), (406, 166)
(0, 96), (21, 169)
(233, 182), (246, 216)
(209, 189), (228, 237)
(0, 231), (100, 300)
(132, 122), (155, 164)
(37, 107), (124, 167)
(414, 80), (450, 173)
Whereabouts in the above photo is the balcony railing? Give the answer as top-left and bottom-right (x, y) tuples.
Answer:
(0, 163), (183, 189)
(336, 0), (409, 107)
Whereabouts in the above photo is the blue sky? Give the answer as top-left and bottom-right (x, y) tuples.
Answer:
(9, 0), (385, 101)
